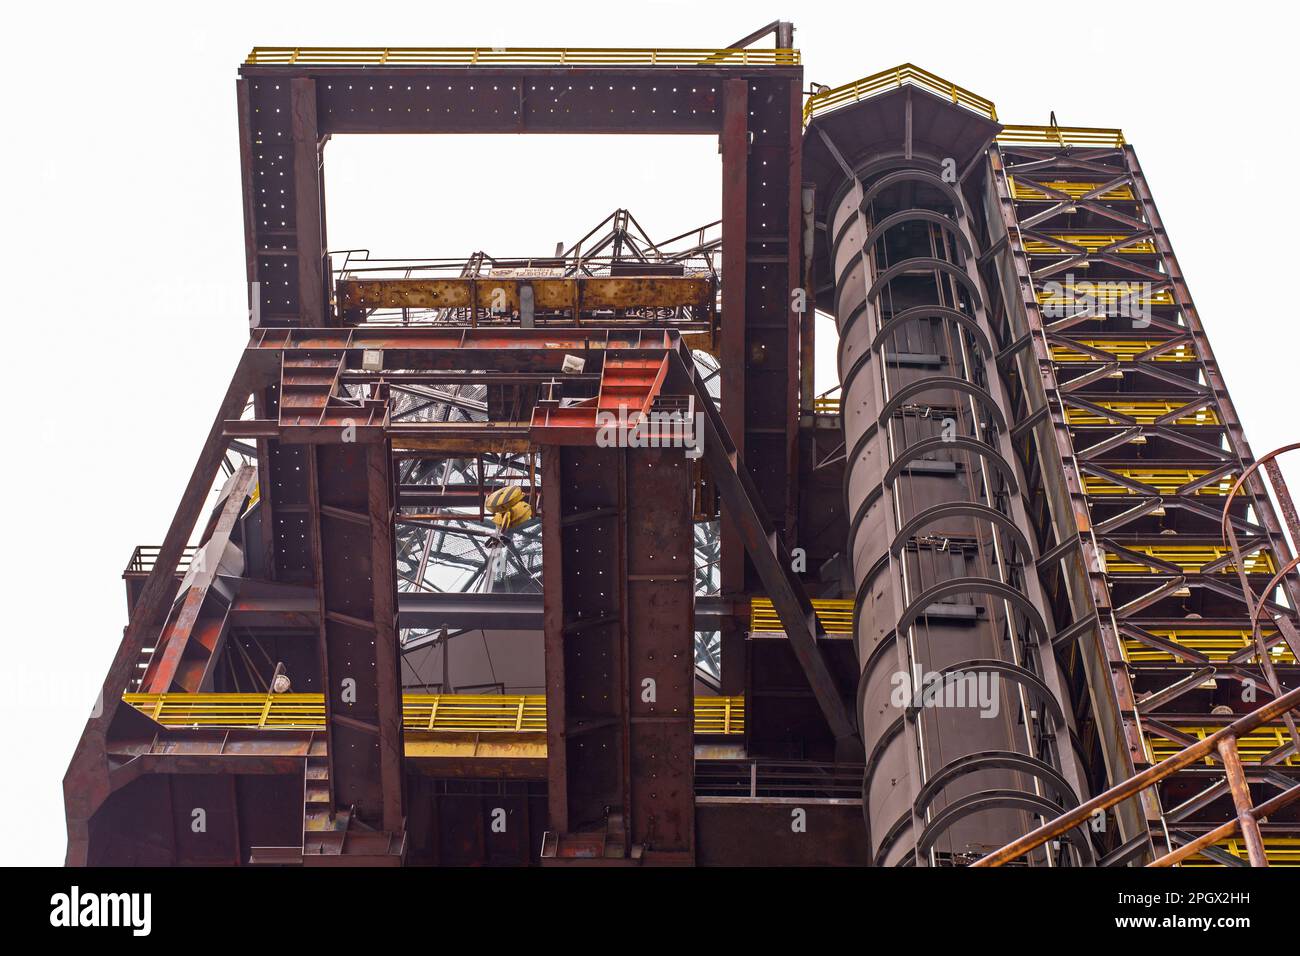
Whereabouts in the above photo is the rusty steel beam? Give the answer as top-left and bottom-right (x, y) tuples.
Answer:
(240, 65), (798, 139)
(539, 442), (696, 862)
(671, 343), (856, 748)
(973, 684), (1300, 867)
(290, 77), (328, 326)
(338, 276), (711, 318)
(1216, 737), (1268, 867)
(142, 466), (257, 693)
(1149, 782), (1300, 868)
(306, 439), (406, 836)
(63, 355), (274, 865)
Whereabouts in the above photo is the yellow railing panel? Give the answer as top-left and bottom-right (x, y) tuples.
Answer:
(1036, 285), (1174, 308)
(1181, 836), (1300, 866)
(1121, 629), (1294, 664)
(1147, 725), (1299, 767)
(997, 125), (1125, 148)
(122, 692), (745, 735)
(1009, 179), (1135, 202)
(1102, 544), (1275, 575)
(750, 598), (854, 635)
(1064, 401), (1220, 426)
(1082, 468), (1234, 496)
(1021, 234), (1155, 255)
(1051, 340), (1195, 363)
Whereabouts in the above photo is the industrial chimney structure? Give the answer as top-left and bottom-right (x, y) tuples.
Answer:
(64, 27), (1300, 867)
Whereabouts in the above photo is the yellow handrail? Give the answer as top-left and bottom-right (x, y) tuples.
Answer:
(751, 597), (854, 634)
(1064, 400), (1220, 426)
(1081, 467), (1233, 496)
(997, 125), (1126, 148)
(246, 47), (799, 67)
(123, 692), (745, 735)
(803, 63), (997, 124)
(1121, 627), (1294, 664)
(1050, 340), (1195, 363)
(1179, 836), (1300, 866)
(1009, 179), (1135, 202)
(1021, 234), (1155, 255)
(1147, 725), (1300, 766)
(1101, 543), (1275, 575)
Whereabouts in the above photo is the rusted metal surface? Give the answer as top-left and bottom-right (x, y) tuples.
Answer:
(141, 466), (257, 692)
(306, 438), (406, 844)
(338, 276), (711, 318)
(75, 36), (1299, 869)
(984, 138), (1300, 865)
(805, 90), (1087, 866)
(63, 355), (274, 865)
(974, 685), (1300, 867)
(538, 440), (695, 862)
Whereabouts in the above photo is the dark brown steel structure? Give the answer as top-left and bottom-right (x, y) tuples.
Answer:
(64, 30), (1299, 867)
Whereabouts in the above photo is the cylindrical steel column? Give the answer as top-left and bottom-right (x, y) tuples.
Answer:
(828, 151), (1090, 866)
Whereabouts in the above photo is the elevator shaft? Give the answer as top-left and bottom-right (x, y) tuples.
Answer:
(825, 146), (1088, 866)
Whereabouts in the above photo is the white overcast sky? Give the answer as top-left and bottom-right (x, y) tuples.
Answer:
(4, 0), (1298, 865)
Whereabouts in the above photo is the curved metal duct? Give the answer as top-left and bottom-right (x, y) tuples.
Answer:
(827, 151), (1091, 866)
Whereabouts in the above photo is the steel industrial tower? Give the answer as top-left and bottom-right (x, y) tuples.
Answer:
(65, 27), (1300, 866)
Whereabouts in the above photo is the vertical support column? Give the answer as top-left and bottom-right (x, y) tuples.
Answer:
(783, 78), (803, 539)
(625, 448), (695, 860)
(366, 442), (404, 834)
(307, 438), (404, 838)
(719, 78), (749, 695)
(542, 445), (626, 849)
(541, 443), (695, 862)
(800, 182), (817, 417)
(541, 446), (571, 836)
(290, 77), (328, 327)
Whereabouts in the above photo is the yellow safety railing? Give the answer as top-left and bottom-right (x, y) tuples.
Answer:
(123, 692), (745, 734)
(1180, 835), (1300, 866)
(803, 63), (997, 124)
(1021, 234), (1155, 255)
(1082, 468), (1234, 496)
(813, 387), (842, 415)
(246, 47), (799, 66)
(1036, 285), (1175, 309)
(750, 598), (854, 635)
(1122, 628), (1294, 664)
(1051, 340), (1195, 363)
(1147, 725), (1300, 767)
(997, 125), (1126, 148)
(693, 695), (746, 735)
(1009, 179), (1135, 202)
(1065, 401), (1220, 426)
(1102, 544), (1276, 575)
